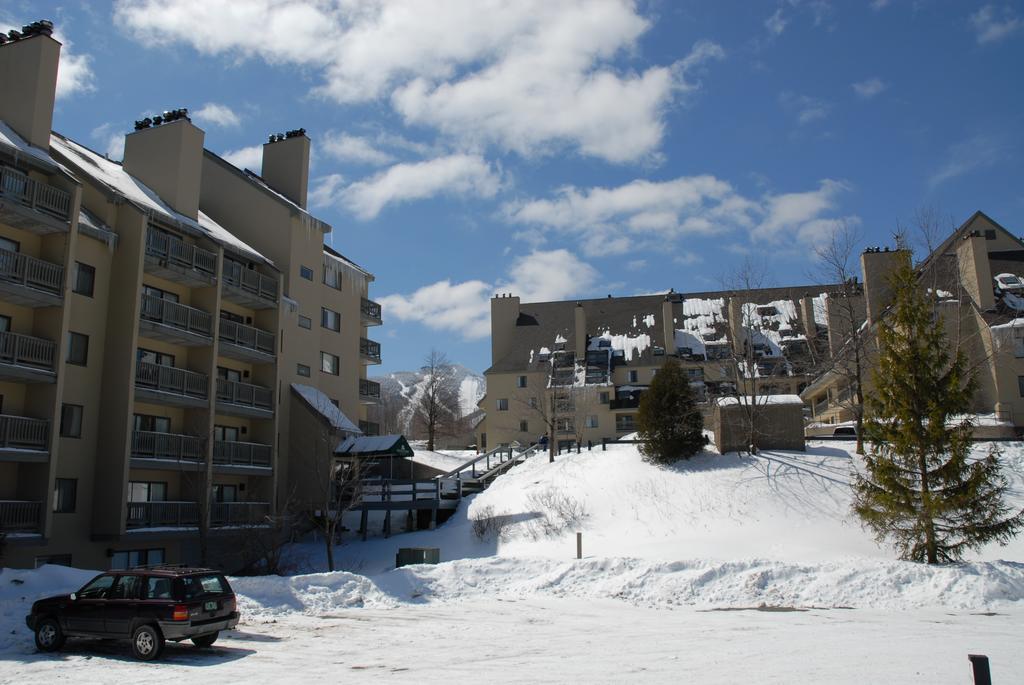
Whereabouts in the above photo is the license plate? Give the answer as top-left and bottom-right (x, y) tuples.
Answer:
(204, 601), (218, 611)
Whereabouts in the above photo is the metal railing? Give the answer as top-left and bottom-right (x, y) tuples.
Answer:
(0, 166), (71, 221)
(131, 431), (204, 462)
(135, 361), (209, 399)
(219, 319), (275, 356)
(140, 294), (213, 338)
(360, 337), (381, 363)
(212, 501), (270, 525)
(0, 247), (64, 296)
(361, 298), (382, 322)
(216, 378), (273, 411)
(0, 500), (43, 532)
(223, 260), (278, 303)
(0, 331), (56, 371)
(0, 414), (49, 451)
(213, 441), (272, 468)
(609, 396), (641, 410)
(360, 378), (381, 400)
(145, 228), (217, 277)
(125, 500), (271, 528)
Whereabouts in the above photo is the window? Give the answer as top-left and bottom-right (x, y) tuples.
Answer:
(53, 478), (77, 513)
(0, 314), (9, 332)
(213, 484), (237, 503)
(496, 398), (509, 411)
(214, 425), (240, 442)
(111, 575), (143, 600)
(111, 549), (164, 572)
(220, 309), (244, 324)
(298, 315), (312, 330)
(0, 235), (20, 253)
(556, 418), (575, 433)
(519, 420), (529, 432)
(321, 307), (341, 332)
(517, 375), (527, 388)
(324, 267), (341, 290)
(985, 229), (996, 240)
(528, 397), (538, 409)
(77, 574), (114, 599)
(137, 348), (174, 367)
(217, 366), (242, 383)
(297, 363), (311, 377)
(134, 414), (171, 434)
(615, 415), (636, 432)
(321, 351), (339, 375)
(627, 370), (638, 383)
(300, 265), (314, 281)
(73, 262), (95, 297)
(129, 481), (167, 502)
(145, 571), (174, 597)
(599, 391), (610, 404)
(142, 284), (178, 302)
(60, 404), (83, 438)
(66, 332), (88, 366)
(182, 574), (228, 598)
(586, 415), (599, 429)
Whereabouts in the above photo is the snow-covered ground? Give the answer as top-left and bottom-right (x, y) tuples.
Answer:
(3, 440), (1024, 682)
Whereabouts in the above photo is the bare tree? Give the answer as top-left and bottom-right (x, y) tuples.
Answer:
(413, 350), (461, 450)
(514, 382), (559, 462)
(568, 386), (600, 452)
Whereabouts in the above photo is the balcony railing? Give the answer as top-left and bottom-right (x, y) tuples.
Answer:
(131, 431), (204, 462)
(360, 338), (381, 364)
(214, 441), (272, 468)
(0, 166), (72, 222)
(140, 294), (213, 338)
(0, 247), (64, 296)
(145, 228), (217, 278)
(359, 378), (381, 401)
(135, 361), (209, 400)
(125, 500), (270, 528)
(219, 319), (275, 356)
(609, 396), (642, 410)
(361, 298), (382, 324)
(0, 500), (43, 532)
(216, 378), (273, 411)
(223, 260), (277, 304)
(0, 331), (56, 371)
(0, 414), (49, 451)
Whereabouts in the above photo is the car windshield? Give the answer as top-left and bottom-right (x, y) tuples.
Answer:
(78, 574), (115, 599)
(999, 275), (1021, 286)
(181, 574), (227, 599)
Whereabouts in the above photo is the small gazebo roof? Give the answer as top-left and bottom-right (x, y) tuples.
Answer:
(335, 434), (413, 458)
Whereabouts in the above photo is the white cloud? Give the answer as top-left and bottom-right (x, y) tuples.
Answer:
(322, 132), (395, 166)
(779, 91), (830, 125)
(193, 102), (241, 128)
(340, 154), (501, 219)
(222, 145), (262, 171)
(113, 1), (723, 163)
(378, 249), (599, 340)
(765, 9), (788, 36)
(754, 179), (849, 241)
(90, 123), (126, 160)
(308, 173), (346, 209)
(0, 20), (95, 99)
(969, 4), (1022, 44)
(870, 0), (890, 10)
(928, 134), (1005, 188)
(626, 259), (647, 271)
(851, 77), (886, 99)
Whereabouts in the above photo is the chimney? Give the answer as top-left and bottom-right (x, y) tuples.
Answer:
(574, 303), (587, 359)
(490, 294), (520, 365)
(662, 296), (676, 356)
(799, 296), (817, 340)
(956, 231), (994, 311)
(0, 21), (60, 149)
(123, 112), (204, 219)
(262, 130), (310, 209)
(860, 247), (906, 324)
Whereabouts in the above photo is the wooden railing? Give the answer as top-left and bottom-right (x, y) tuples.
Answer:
(216, 378), (273, 410)
(0, 247), (64, 296)
(140, 294), (213, 337)
(219, 319), (275, 356)
(0, 414), (49, 451)
(0, 500), (43, 532)
(224, 260), (278, 303)
(361, 298), (382, 323)
(0, 331), (56, 371)
(359, 378), (381, 401)
(213, 441), (272, 467)
(145, 227), (217, 278)
(212, 501), (270, 525)
(126, 500), (270, 528)
(0, 166), (71, 221)
(360, 337), (381, 363)
(131, 431), (204, 462)
(438, 444), (538, 481)
(135, 360), (209, 399)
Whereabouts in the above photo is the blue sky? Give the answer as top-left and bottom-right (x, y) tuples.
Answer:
(6, 1), (1023, 375)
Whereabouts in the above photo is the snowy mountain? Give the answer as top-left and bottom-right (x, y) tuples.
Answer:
(373, 364), (486, 434)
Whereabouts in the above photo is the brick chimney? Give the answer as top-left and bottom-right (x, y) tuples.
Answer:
(262, 130), (310, 209)
(123, 113), (205, 219)
(0, 21), (60, 149)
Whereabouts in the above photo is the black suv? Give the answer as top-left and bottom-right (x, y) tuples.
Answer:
(25, 566), (239, 661)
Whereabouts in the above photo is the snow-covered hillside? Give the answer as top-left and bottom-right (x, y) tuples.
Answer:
(374, 364), (485, 433)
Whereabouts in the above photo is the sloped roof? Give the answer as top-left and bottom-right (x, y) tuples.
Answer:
(0, 120), (66, 173)
(291, 383), (362, 434)
(324, 243), (373, 280)
(335, 434), (413, 457)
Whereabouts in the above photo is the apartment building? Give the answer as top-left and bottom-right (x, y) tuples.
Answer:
(0, 22), (380, 569)
(477, 282), (848, 451)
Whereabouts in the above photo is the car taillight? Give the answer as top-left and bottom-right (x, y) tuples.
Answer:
(226, 597), (236, 613)
(172, 605), (189, 622)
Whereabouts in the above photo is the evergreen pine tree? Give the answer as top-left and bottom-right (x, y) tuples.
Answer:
(853, 251), (1024, 563)
(637, 358), (706, 464)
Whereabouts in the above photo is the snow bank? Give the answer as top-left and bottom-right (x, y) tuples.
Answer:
(230, 571), (397, 617)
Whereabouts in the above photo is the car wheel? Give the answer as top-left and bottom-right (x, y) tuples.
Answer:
(131, 624), (165, 661)
(191, 631), (219, 648)
(34, 617), (66, 652)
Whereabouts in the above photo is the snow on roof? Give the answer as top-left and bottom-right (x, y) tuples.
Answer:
(0, 120), (62, 170)
(716, 394), (804, 407)
(49, 132), (273, 267)
(291, 383), (362, 434)
(632, 314), (655, 328)
(678, 297), (726, 344)
(243, 170), (331, 232)
(323, 246), (372, 280)
(588, 330), (651, 362)
(77, 207), (118, 247)
(335, 434), (411, 455)
(673, 329), (706, 357)
(812, 293), (829, 327)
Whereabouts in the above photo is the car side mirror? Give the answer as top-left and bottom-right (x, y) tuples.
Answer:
(69, 593), (77, 601)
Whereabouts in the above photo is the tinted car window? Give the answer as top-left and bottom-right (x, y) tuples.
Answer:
(110, 575), (142, 600)
(78, 574), (115, 599)
(146, 576), (174, 600)
(182, 574), (227, 598)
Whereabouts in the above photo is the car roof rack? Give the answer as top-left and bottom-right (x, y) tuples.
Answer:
(127, 563), (218, 573)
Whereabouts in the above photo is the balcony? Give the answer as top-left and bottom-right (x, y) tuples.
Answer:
(615, 418), (637, 433)
(138, 294), (213, 346)
(130, 431), (204, 464)
(125, 500), (270, 529)
(359, 378), (381, 404)
(359, 420), (380, 436)
(0, 166), (72, 234)
(361, 298), (382, 326)
(144, 227), (217, 287)
(609, 396), (642, 410)
(0, 331), (57, 383)
(216, 378), (274, 418)
(214, 441), (272, 469)
(222, 260), (278, 310)
(134, 361), (209, 408)
(360, 337), (381, 365)
(0, 247), (64, 307)
(0, 414), (50, 462)
(218, 318), (275, 363)
(0, 500), (43, 533)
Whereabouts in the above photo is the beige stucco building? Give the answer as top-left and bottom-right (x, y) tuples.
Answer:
(0, 23), (381, 569)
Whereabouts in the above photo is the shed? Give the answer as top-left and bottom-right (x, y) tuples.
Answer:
(335, 434), (415, 479)
(713, 395), (806, 453)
